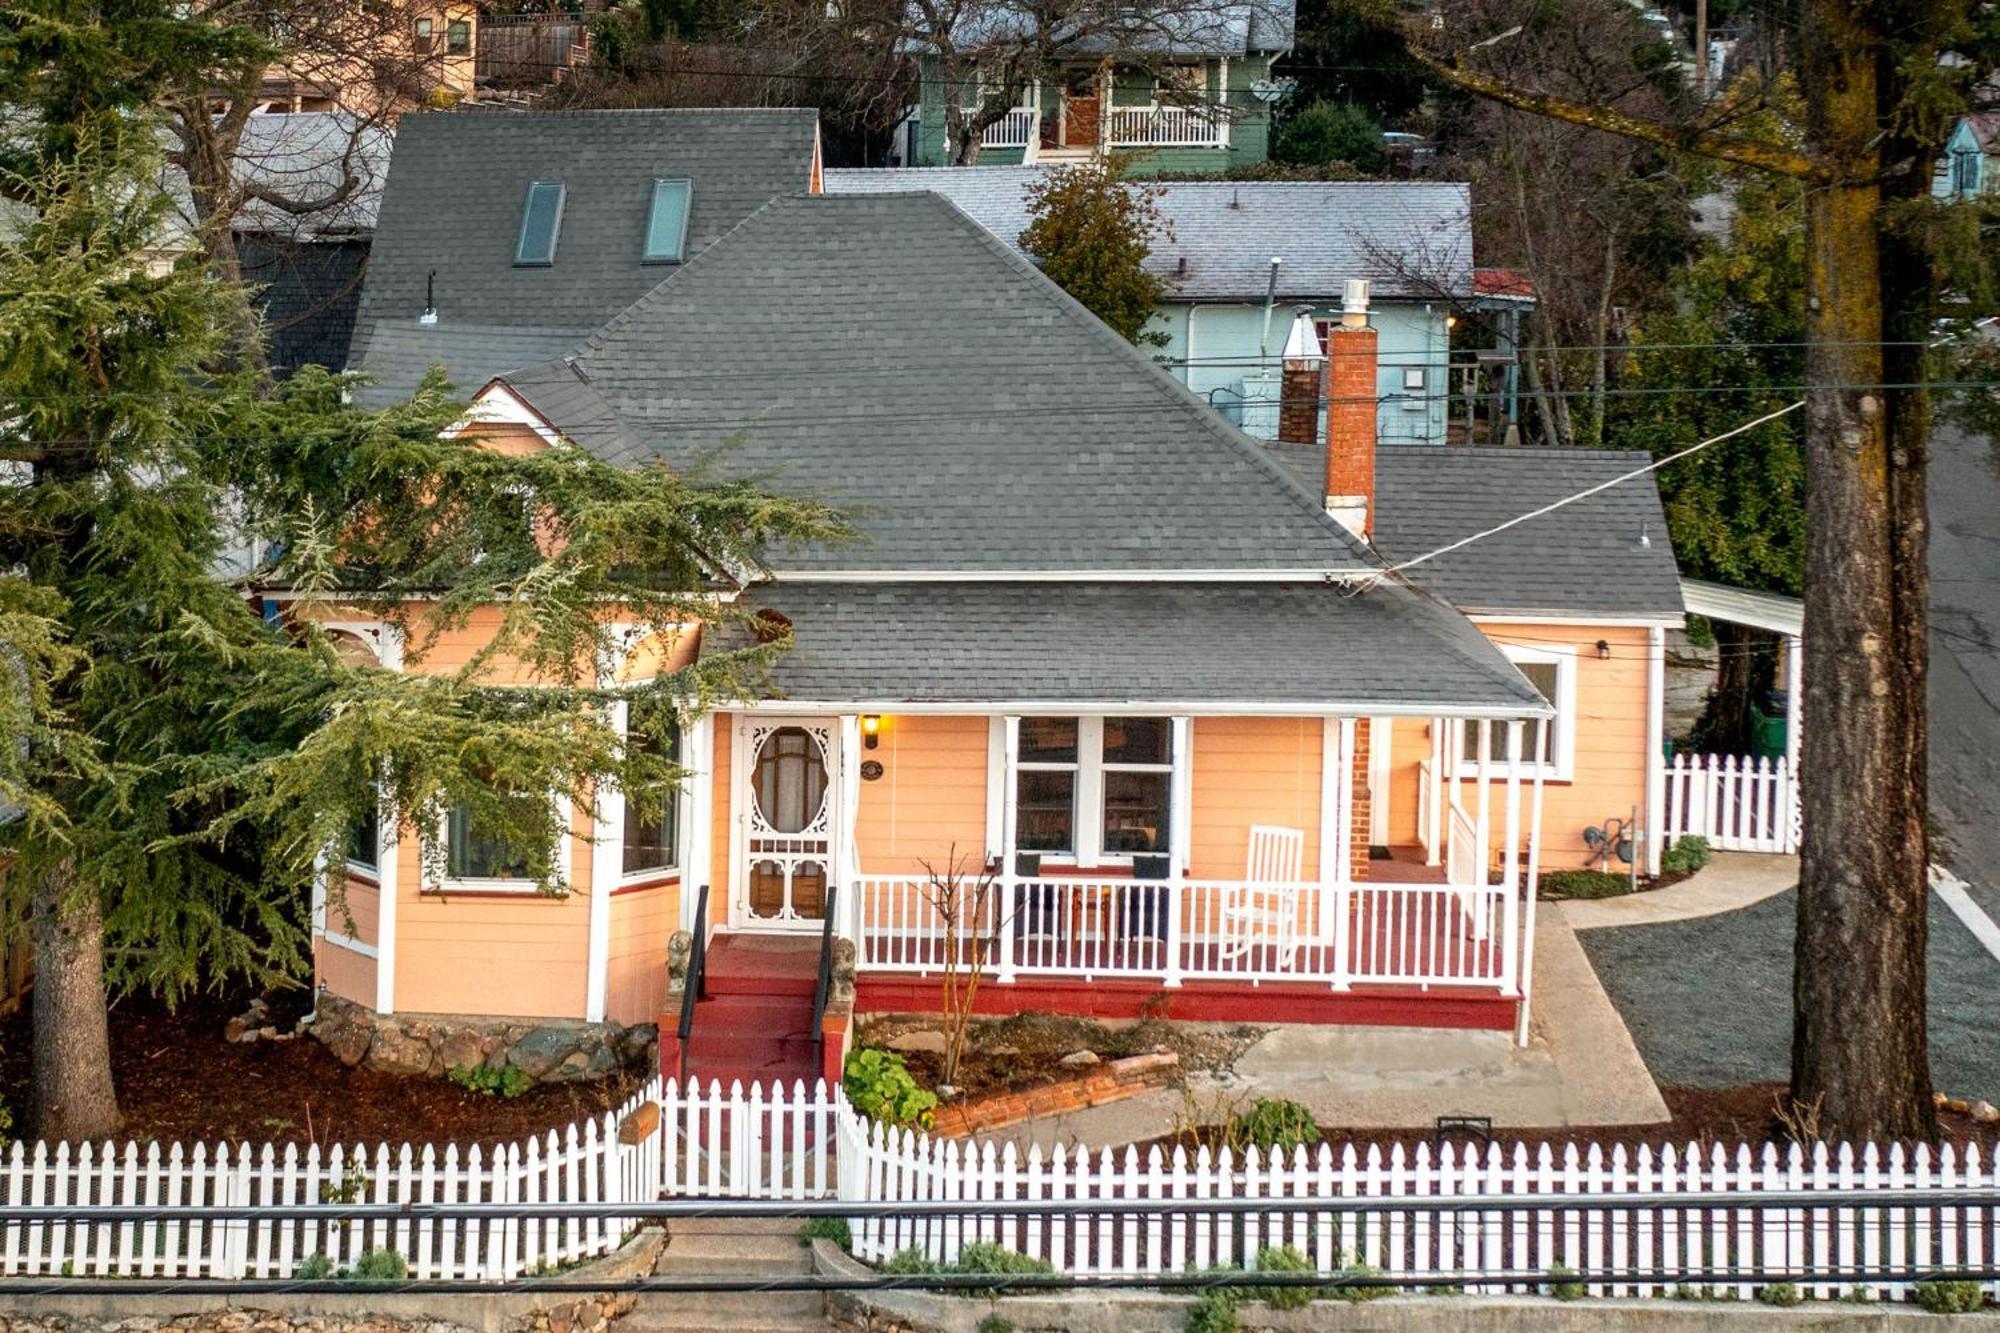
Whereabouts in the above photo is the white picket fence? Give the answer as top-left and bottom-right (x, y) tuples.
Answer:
(837, 1109), (2000, 1301)
(0, 1077), (664, 1279)
(1663, 753), (1800, 854)
(13, 1074), (2000, 1301)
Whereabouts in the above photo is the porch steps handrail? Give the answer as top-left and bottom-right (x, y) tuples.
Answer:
(810, 883), (839, 1080)
(675, 882), (710, 1084)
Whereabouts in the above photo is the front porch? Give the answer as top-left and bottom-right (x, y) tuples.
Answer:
(680, 710), (1553, 1045)
(963, 63), (1231, 156)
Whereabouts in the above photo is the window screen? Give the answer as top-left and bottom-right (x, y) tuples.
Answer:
(514, 181), (565, 267)
(643, 178), (693, 263)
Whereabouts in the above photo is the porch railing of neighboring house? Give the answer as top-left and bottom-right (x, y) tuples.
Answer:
(1663, 753), (1800, 855)
(968, 106), (1039, 149)
(851, 873), (1517, 991)
(1108, 103), (1223, 147)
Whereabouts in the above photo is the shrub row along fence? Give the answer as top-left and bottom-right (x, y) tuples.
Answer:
(0, 1077), (663, 1279)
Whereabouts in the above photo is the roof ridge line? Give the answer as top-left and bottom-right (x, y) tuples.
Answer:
(907, 190), (1388, 570)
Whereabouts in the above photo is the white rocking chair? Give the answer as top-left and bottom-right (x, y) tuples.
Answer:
(1222, 825), (1304, 965)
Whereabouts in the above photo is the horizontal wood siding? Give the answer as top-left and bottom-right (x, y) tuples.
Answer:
(708, 712), (733, 910)
(328, 877), (380, 947)
(1189, 716), (1322, 879)
(853, 714), (989, 876)
(317, 935), (376, 1008)
(606, 882), (676, 1026)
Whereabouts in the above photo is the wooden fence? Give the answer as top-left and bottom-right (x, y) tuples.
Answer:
(1663, 753), (1800, 855)
(0, 1077), (662, 1279)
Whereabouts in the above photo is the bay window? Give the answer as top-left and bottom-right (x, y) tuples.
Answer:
(1014, 716), (1175, 863)
(622, 725), (681, 878)
(443, 790), (548, 883)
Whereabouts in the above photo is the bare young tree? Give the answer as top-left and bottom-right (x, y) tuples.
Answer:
(915, 845), (1004, 1091)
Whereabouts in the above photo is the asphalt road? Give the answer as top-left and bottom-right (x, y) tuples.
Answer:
(1929, 422), (2000, 919)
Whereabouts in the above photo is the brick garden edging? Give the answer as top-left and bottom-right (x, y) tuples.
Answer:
(929, 1051), (1179, 1137)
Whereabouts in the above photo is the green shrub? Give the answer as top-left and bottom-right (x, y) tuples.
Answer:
(347, 1249), (409, 1284)
(1329, 1262), (1393, 1304)
(1840, 1285), (1878, 1304)
(1229, 1098), (1318, 1155)
(1759, 1282), (1803, 1307)
(798, 1217), (852, 1249)
(976, 1317), (1016, 1333)
(1274, 99), (1387, 173)
(448, 1064), (533, 1099)
(882, 1247), (941, 1275)
(844, 1049), (938, 1131)
(1242, 1245), (1317, 1309)
(951, 1242), (1057, 1297)
(1538, 869), (1632, 900)
(0, 1098), (13, 1149)
(1660, 836), (1713, 875)
(294, 1253), (336, 1280)
(1547, 1264), (1586, 1300)
(1913, 1279), (1985, 1313)
(1185, 1291), (1239, 1333)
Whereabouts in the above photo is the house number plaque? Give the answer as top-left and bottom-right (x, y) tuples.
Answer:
(860, 760), (885, 781)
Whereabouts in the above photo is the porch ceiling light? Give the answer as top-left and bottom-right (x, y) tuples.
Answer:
(861, 714), (882, 749)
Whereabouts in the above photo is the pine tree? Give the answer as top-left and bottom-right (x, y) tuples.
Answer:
(0, 103), (839, 1138)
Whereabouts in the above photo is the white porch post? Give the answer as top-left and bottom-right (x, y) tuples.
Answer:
(584, 700), (628, 1023)
(1165, 715), (1193, 988)
(1645, 625), (1667, 875)
(1368, 716), (1392, 848)
(1474, 720), (1493, 888)
(1497, 721), (1523, 983)
(372, 627), (405, 1017)
(1425, 718), (1444, 866)
(681, 712), (715, 935)
(1516, 719), (1550, 1046)
(838, 714), (863, 943)
(997, 716), (1021, 984)
(1322, 717), (1356, 990)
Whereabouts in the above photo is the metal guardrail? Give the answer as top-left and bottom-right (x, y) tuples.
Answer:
(810, 883), (839, 1080)
(674, 883), (709, 1083)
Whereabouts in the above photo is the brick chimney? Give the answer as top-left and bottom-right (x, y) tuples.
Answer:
(1277, 307), (1322, 446)
(1323, 279), (1377, 538)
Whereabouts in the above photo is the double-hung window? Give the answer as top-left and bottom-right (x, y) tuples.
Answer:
(1015, 717), (1175, 863)
(347, 801), (381, 877)
(622, 726), (681, 878)
(1459, 644), (1575, 779)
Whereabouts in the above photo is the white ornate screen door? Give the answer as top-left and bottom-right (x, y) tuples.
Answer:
(731, 716), (839, 929)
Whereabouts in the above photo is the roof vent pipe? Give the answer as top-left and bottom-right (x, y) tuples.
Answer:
(1257, 256), (1283, 358)
(419, 268), (438, 326)
(1341, 278), (1371, 329)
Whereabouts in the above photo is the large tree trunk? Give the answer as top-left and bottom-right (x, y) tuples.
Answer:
(29, 860), (123, 1142)
(1789, 3), (1936, 1141)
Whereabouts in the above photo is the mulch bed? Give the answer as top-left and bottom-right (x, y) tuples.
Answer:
(0, 988), (646, 1148)
(1137, 1084), (2000, 1159)
(855, 1012), (1263, 1100)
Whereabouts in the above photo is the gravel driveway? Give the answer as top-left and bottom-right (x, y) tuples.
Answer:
(1576, 888), (2000, 1100)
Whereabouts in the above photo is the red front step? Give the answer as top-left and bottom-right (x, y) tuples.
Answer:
(671, 932), (824, 1087)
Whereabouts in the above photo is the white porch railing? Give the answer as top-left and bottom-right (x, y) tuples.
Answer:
(968, 105), (1038, 148)
(853, 873), (1517, 991)
(1445, 800), (1480, 888)
(1108, 103), (1222, 146)
(1663, 753), (1799, 854)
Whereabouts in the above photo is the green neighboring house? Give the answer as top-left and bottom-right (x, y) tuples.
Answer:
(894, 2), (1294, 174)
(1934, 113), (1998, 201)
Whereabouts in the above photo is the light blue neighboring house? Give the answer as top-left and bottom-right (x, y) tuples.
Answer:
(823, 167), (1475, 444)
(1935, 114), (1997, 200)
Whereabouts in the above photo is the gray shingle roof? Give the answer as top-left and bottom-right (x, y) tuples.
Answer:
(1357, 445), (1685, 619)
(823, 168), (1471, 300)
(934, 1), (1294, 55)
(739, 580), (1548, 712)
(499, 191), (1377, 576)
(348, 107), (818, 403)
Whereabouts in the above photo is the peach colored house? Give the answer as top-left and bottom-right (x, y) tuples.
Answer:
(308, 180), (1584, 1091)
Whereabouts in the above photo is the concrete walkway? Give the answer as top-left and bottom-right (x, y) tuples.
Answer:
(1560, 851), (1797, 930)
(979, 912), (1667, 1152)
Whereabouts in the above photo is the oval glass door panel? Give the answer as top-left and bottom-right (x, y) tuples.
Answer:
(739, 722), (835, 925)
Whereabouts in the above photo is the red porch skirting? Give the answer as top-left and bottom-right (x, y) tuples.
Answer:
(852, 975), (1519, 1031)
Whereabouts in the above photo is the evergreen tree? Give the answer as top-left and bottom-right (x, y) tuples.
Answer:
(0, 103), (839, 1138)
(1019, 158), (1168, 347)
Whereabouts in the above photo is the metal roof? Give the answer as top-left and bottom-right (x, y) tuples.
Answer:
(1679, 578), (1802, 636)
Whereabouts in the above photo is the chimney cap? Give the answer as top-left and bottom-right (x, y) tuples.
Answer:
(1281, 310), (1323, 362)
(1340, 278), (1372, 329)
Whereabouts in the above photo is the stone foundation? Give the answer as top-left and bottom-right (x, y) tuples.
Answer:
(309, 993), (657, 1084)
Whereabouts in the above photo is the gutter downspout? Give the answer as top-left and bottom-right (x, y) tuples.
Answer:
(1256, 256), (1282, 358)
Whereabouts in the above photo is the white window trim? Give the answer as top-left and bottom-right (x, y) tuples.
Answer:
(1453, 644), (1577, 781)
(618, 718), (685, 884)
(1010, 716), (1176, 867)
(429, 795), (575, 895)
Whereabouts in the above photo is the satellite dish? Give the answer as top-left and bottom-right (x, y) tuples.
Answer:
(1249, 78), (1292, 104)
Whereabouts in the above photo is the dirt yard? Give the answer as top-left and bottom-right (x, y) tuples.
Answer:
(855, 1011), (1265, 1099)
(0, 988), (646, 1147)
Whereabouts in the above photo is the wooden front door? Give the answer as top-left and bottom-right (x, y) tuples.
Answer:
(1062, 72), (1100, 147)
